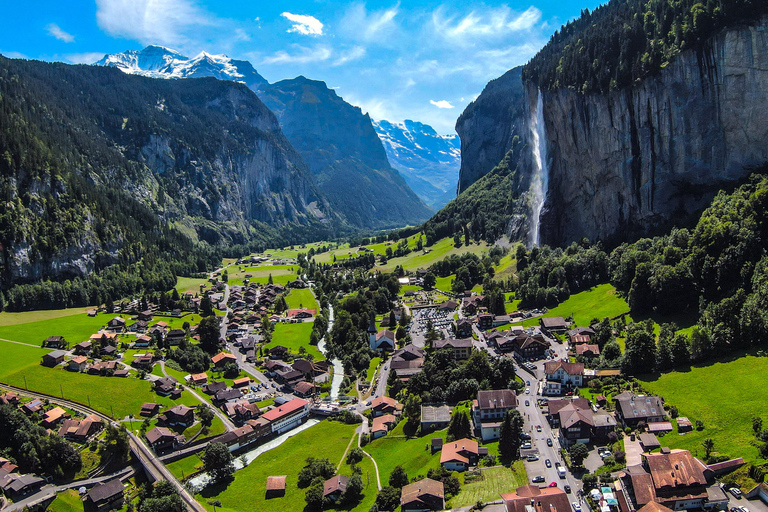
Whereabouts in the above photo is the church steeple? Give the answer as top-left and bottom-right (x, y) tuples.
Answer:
(367, 312), (377, 334)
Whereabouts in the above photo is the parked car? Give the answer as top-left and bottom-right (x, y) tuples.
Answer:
(545, 459), (552, 468)
(521, 442), (532, 450)
(572, 502), (582, 512)
(729, 488), (743, 499)
(547, 438), (553, 447)
(564, 485), (572, 494)
(527, 454), (540, 462)
(532, 476), (546, 483)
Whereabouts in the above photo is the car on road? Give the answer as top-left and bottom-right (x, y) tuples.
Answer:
(549, 482), (558, 487)
(526, 381), (531, 386)
(555, 462), (561, 467)
(537, 425), (542, 432)
(545, 459), (552, 468)
(572, 502), (582, 512)
(525, 388), (530, 394)
(564, 485), (572, 494)
(729, 488), (743, 499)
(532, 476), (546, 483)
(525, 400), (530, 406)
(547, 438), (553, 447)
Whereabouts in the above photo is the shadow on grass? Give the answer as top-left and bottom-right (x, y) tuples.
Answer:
(198, 475), (235, 499)
(638, 347), (758, 383)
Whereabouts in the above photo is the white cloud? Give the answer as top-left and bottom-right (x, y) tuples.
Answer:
(66, 52), (106, 64)
(0, 50), (28, 59)
(47, 23), (75, 43)
(431, 5), (542, 44)
(430, 100), (454, 109)
(333, 46), (366, 66)
(281, 12), (324, 36)
(262, 45), (332, 65)
(95, 0), (215, 49)
(341, 3), (399, 43)
(508, 6), (543, 31)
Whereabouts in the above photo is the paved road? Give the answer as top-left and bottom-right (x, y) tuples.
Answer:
(159, 361), (236, 431)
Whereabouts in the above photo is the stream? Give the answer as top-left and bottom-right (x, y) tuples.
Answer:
(316, 304), (344, 400)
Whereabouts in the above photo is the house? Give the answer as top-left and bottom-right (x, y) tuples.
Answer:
(472, 389), (518, 441)
(0, 392), (19, 406)
(154, 376), (178, 397)
(620, 449), (727, 511)
(42, 407), (68, 427)
(113, 368), (130, 378)
(213, 424), (261, 451)
(189, 373), (208, 385)
(511, 334), (551, 360)
(371, 396), (401, 417)
(440, 438), (479, 472)
(261, 398), (310, 434)
(401, 478), (445, 512)
(58, 415), (103, 442)
(371, 414), (397, 439)
(287, 309), (316, 319)
(101, 345), (118, 357)
(639, 433), (662, 452)
(543, 360), (584, 395)
(477, 313), (494, 330)
(540, 316), (569, 333)
(107, 317), (126, 331)
(570, 334), (592, 345)
(0, 471), (45, 498)
(133, 335), (152, 348)
(421, 405), (452, 432)
(131, 353), (155, 370)
(222, 401), (261, 424)
(43, 336), (66, 348)
(437, 300), (458, 312)
(203, 381), (227, 395)
(323, 475), (349, 502)
(456, 318), (473, 338)
(433, 338), (473, 360)
(232, 377), (251, 388)
(390, 345), (425, 381)
(20, 399), (44, 415)
(615, 394), (666, 427)
(266, 476), (287, 498)
(214, 388), (243, 404)
(292, 381), (316, 398)
(69, 356), (88, 372)
(140, 403), (161, 417)
(42, 350), (66, 367)
(575, 344), (600, 357)
(166, 329), (186, 345)
(547, 398), (617, 446)
(568, 326), (596, 340)
(501, 485), (571, 512)
(292, 359), (325, 378)
(74, 341), (93, 354)
(211, 352), (237, 368)
(371, 329), (396, 351)
(85, 478), (125, 512)
(158, 405), (195, 429)
(269, 345), (289, 359)
(676, 417), (693, 433)
(493, 315), (512, 327)
(462, 296), (484, 315)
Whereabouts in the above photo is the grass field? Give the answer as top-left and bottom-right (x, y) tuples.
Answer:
(366, 422), (448, 480)
(0, 307), (96, 326)
(0, 340), (51, 379)
(449, 462), (528, 508)
(377, 238), (490, 272)
(196, 421), (357, 512)
(285, 288), (318, 311)
(0, 312), (122, 346)
(265, 322), (323, 361)
(366, 358), (381, 382)
(639, 353), (768, 464)
(512, 284), (631, 328)
(176, 277), (210, 295)
(494, 252), (518, 281)
(168, 453), (204, 480)
(48, 489), (85, 512)
(1, 365), (201, 419)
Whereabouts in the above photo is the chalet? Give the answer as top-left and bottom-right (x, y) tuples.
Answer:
(543, 360), (584, 395)
(0, 470), (44, 498)
(269, 345), (289, 359)
(154, 376), (178, 396)
(107, 317), (126, 331)
(213, 424), (260, 452)
(41, 407), (68, 427)
(371, 414), (397, 439)
(0, 458), (18, 473)
(371, 396), (401, 417)
(568, 326), (596, 340)
(101, 345), (118, 357)
(138, 310), (153, 321)
(421, 405), (452, 432)
(140, 403), (161, 417)
(145, 427), (185, 453)
(511, 334), (551, 360)
(570, 334), (592, 345)
(260, 398), (310, 434)
(0, 392), (19, 406)
(472, 389), (518, 441)
(292, 359), (325, 378)
(493, 315), (512, 327)
(477, 313), (494, 330)
(113, 368), (130, 378)
(287, 309), (316, 319)
(201, 381), (226, 396)
(440, 438), (479, 472)
(131, 353), (155, 370)
(43, 336), (66, 348)
(265, 476), (287, 498)
(540, 316), (569, 333)
(223, 401), (260, 424)
(615, 394), (666, 427)
(74, 341), (93, 354)
(501, 485), (571, 512)
(433, 338), (473, 360)
(401, 478), (445, 512)
(130, 320), (148, 333)
(57, 414), (103, 442)
(288, 279), (307, 289)
(42, 350), (66, 367)
(68, 356), (88, 372)
(292, 381), (316, 398)
(264, 360), (291, 377)
(437, 300), (458, 312)
(21, 399), (43, 415)
(189, 373), (208, 385)
(323, 475), (349, 502)
(133, 335), (152, 348)
(166, 329), (186, 346)
(456, 318), (473, 338)
(462, 296), (484, 315)
(211, 352), (237, 368)
(238, 337), (256, 353)
(158, 405), (195, 429)
(232, 377), (251, 388)
(371, 329), (396, 351)
(547, 398), (617, 446)
(275, 369), (304, 388)
(390, 345), (425, 381)
(214, 388), (243, 403)
(575, 344), (600, 357)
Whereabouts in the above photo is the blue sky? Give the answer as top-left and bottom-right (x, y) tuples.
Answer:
(0, 0), (603, 133)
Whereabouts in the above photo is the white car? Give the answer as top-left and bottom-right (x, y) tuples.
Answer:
(572, 502), (582, 512)
(525, 388), (530, 394)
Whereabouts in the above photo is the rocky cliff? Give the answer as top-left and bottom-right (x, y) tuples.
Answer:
(456, 19), (768, 246)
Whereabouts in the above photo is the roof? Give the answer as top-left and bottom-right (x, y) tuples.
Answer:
(372, 414), (396, 432)
(293, 381), (315, 394)
(440, 438), (479, 464)
(211, 352), (237, 364)
(190, 372), (208, 381)
(647, 421), (673, 433)
(167, 404), (194, 417)
(575, 344), (600, 355)
(559, 404), (594, 428)
(548, 398), (590, 416)
(87, 479), (124, 503)
(644, 449), (708, 488)
(616, 395), (665, 420)
(145, 426), (177, 444)
(71, 356), (87, 364)
(501, 485), (571, 512)
(266, 476), (286, 491)
(476, 389), (517, 410)
(636, 502), (674, 512)
(638, 433), (661, 449)
(43, 407), (67, 423)
(626, 465), (656, 505)
(261, 398), (308, 422)
(421, 405), (451, 423)
(401, 478), (444, 507)
(376, 329), (396, 341)
(544, 359), (584, 376)
(371, 396), (399, 411)
(45, 350), (67, 360)
(434, 338), (474, 350)
(323, 475), (348, 496)
(541, 316), (568, 328)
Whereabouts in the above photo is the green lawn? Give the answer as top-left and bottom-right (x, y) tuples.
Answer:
(0, 312), (122, 346)
(513, 284), (630, 328)
(0, 340), (51, 379)
(285, 288), (318, 311)
(167, 453), (204, 480)
(494, 252), (518, 281)
(1, 365), (201, 419)
(48, 489), (85, 512)
(265, 322), (323, 361)
(366, 422), (448, 480)
(176, 277), (210, 295)
(639, 353), (768, 464)
(449, 462), (528, 508)
(366, 358), (381, 382)
(434, 275), (455, 292)
(196, 421), (357, 512)
(0, 307), (95, 326)
(377, 238), (491, 272)
(226, 265), (298, 286)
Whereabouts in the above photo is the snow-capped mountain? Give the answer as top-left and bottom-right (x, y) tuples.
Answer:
(96, 45), (267, 89)
(373, 119), (460, 209)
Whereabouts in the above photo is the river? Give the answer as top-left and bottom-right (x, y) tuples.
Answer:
(316, 304), (344, 400)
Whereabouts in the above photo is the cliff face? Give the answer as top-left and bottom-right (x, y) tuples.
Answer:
(456, 20), (768, 246)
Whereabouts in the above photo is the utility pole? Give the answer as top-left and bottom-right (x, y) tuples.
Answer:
(60, 383), (63, 398)
(23, 375), (27, 390)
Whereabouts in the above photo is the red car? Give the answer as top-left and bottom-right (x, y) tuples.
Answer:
(549, 482), (558, 487)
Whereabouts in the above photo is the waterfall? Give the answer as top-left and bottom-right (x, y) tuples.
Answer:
(529, 89), (549, 247)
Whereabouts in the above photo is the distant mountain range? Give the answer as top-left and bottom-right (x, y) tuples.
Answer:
(373, 120), (460, 209)
(97, 46), (433, 228)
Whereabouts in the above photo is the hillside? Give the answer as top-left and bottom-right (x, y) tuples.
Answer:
(0, 56), (334, 307)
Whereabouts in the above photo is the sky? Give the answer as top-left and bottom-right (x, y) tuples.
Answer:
(0, 0), (604, 134)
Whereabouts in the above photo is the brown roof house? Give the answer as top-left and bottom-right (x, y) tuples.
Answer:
(266, 476), (287, 498)
(211, 352), (237, 368)
(433, 338), (473, 360)
(371, 396), (401, 417)
(85, 479), (124, 512)
(440, 438), (479, 472)
(158, 405), (195, 429)
(615, 394), (666, 427)
(371, 414), (397, 439)
(42, 350), (66, 367)
(501, 485), (571, 512)
(540, 316), (569, 333)
(370, 329), (396, 351)
(145, 426), (185, 453)
(543, 360), (584, 396)
(323, 475), (349, 502)
(472, 389), (517, 441)
(401, 478), (445, 512)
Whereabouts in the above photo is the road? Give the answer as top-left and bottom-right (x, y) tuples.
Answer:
(0, 384), (206, 512)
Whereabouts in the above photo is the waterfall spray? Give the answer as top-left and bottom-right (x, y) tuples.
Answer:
(529, 89), (549, 247)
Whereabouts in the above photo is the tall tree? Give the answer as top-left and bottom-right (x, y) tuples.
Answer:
(198, 315), (220, 354)
(499, 410), (524, 460)
(389, 465), (409, 488)
(201, 442), (235, 483)
(447, 410), (472, 440)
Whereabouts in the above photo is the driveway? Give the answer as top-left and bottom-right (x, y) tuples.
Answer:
(624, 436), (643, 467)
